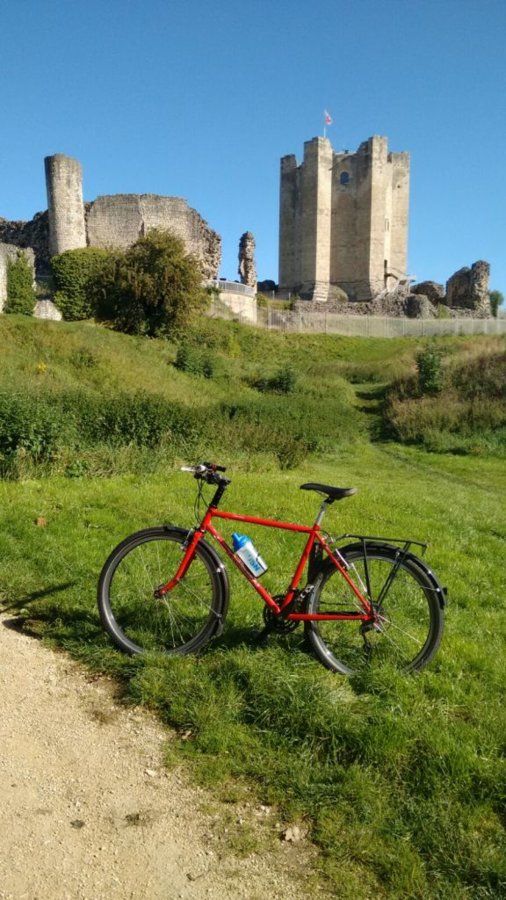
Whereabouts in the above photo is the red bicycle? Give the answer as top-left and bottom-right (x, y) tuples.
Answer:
(98, 462), (446, 675)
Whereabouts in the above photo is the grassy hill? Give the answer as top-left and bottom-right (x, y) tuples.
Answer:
(0, 314), (504, 896)
(0, 315), (503, 477)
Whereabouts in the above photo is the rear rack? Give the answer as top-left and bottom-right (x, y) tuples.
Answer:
(332, 534), (429, 607)
(337, 533), (428, 553)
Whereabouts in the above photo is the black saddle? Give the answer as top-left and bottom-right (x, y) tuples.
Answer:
(300, 482), (357, 502)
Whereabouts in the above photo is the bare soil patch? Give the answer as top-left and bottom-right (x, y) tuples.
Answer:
(0, 614), (315, 899)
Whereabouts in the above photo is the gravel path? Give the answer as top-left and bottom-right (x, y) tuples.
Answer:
(0, 615), (313, 899)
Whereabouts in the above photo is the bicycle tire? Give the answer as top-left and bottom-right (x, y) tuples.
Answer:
(305, 544), (444, 675)
(98, 526), (228, 656)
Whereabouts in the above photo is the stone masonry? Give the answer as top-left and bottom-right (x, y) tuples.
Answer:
(279, 135), (410, 301)
(86, 193), (221, 280)
(446, 260), (491, 315)
(1, 155), (221, 281)
(45, 155), (87, 256)
(0, 211), (50, 277)
(238, 232), (257, 288)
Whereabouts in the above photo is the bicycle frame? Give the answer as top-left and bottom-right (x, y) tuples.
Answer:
(158, 504), (375, 623)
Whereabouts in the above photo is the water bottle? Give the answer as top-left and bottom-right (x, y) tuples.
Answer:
(232, 532), (268, 577)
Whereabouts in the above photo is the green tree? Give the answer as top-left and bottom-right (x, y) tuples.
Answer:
(51, 247), (112, 320)
(5, 252), (36, 315)
(489, 290), (504, 318)
(93, 229), (208, 336)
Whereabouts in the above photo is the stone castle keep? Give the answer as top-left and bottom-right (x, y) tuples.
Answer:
(279, 135), (410, 301)
(1, 154), (221, 280)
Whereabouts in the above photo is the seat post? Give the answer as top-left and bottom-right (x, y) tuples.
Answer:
(314, 499), (330, 527)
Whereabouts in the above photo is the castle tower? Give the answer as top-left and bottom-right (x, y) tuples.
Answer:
(279, 135), (410, 301)
(44, 154), (87, 257)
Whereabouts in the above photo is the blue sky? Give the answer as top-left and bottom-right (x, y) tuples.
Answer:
(1, 0), (505, 289)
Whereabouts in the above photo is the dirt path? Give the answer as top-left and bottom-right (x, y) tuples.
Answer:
(0, 615), (314, 899)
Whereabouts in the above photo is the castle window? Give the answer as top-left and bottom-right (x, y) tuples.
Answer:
(385, 218), (390, 231)
(340, 171), (350, 185)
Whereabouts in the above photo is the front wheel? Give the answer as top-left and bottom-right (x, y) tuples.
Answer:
(305, 545), (444, 675)
(98, 526), (228, 656)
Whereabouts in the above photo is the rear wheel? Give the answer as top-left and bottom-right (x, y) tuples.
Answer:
(305, 546), (444, 675)
(98, 527), (227, 655)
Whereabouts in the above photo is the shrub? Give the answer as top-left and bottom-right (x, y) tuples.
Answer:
(93, 229), (208, 336)
(51, 248), (112, 320)
(416, 347), (444, 395)
(0, 393), (64, 461)
(5, 252), (35, 315)
(489, 290), (504, 318)
(251, 365), (297, 394)
(174, 343), (215, 378)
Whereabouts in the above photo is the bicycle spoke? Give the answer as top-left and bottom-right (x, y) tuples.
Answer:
(378, 616), (423, 647)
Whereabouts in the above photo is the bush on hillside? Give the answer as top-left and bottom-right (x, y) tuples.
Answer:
(0, 393), (63, 461)
(51, 248), (113, 320)
(416, 347), (444, 395)
(174, 343), (216, 378)
(250, 365), (297, 393)
(93, 229), (208, 336)
(489, 290), (504, 318)
(5, 253), (36, 315)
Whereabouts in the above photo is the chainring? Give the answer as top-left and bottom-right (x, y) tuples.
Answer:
(262, 595), (300, 634)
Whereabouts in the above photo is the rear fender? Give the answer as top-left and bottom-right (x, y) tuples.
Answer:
(323, 540), (447, 609)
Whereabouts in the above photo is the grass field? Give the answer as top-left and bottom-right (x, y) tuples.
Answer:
(0, 316), (504, 896)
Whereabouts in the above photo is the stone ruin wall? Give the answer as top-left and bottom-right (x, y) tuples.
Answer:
(293, 260), (492, 318)
(86, 194), (221, 280)
(0, 212), (50, 277)
(0, 154), (221, 282)
(238, 231), (257, 288)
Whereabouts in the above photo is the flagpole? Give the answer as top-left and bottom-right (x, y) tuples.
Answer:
(323, 110), (332, 139)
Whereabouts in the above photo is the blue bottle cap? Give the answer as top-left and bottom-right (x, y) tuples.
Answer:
(232, 532), (249, 550)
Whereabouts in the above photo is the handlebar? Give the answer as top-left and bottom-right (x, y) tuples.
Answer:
(181, 462), (230, 486)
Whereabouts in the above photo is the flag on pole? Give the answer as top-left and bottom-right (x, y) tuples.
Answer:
(324, 110), (333, 125)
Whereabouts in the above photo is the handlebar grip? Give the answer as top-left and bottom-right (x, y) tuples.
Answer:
(202, 461), (227, 473)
